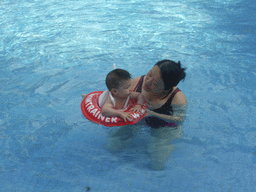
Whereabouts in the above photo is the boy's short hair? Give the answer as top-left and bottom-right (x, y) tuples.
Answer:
(106, 69), (131, 90)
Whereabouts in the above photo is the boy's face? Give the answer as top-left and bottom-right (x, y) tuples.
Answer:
(112, 79), (132, 98)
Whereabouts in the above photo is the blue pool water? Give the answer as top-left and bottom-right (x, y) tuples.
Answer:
(1, 0), (255, 191)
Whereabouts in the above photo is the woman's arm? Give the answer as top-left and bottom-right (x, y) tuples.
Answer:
(146, 109), (181, 123)
(129, 92), (145, 113)
(130, 92), (144, 105)
(146, 102), (188, 124)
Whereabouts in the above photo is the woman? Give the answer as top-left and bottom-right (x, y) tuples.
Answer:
(131, 59), (187, 127)
(107, 59), (188, 170)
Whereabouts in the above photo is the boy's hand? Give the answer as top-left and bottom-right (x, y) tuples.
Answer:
(130, 104), (142, 113)
(120, 112), (133, 122)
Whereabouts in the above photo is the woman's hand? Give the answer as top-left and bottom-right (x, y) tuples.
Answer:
(145, 109), (182, 122)
(145, 109), (153, 117)
(172, 115), (182, 122)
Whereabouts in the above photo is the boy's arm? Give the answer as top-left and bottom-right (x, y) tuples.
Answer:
(101, 96), (132, 122)
(101, 96), (121, 117)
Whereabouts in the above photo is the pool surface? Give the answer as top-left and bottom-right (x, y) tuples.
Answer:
(1, 0), (255, 191)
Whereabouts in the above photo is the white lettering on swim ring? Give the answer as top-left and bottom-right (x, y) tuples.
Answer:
(105, 117), (110, 123)
(85, 101), (93, 107)
(85, 95), (93, 103)
(87, 105), (94, 112)
(111, 117), (117, 123)
(85, 98), (91, 104)
(90, 108), (98, 116)
(95, 111), (100, 118)
(131, 113), (140, 119)
(98, 113), (105, 121)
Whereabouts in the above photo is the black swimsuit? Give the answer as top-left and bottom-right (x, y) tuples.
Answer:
(133, 75), (181, 128)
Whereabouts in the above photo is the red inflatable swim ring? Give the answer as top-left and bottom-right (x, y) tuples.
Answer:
(81, 91), (148, 127)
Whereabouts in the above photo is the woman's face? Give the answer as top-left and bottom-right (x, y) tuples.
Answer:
(144, 65), (165, 93)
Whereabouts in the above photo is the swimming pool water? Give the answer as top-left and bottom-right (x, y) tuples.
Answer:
(1, 0), (255, 191)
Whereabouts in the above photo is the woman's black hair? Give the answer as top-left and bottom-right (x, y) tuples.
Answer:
(155, 59), (186, 98)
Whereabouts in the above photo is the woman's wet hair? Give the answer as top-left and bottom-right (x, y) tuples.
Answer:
(155, 60), (186, 96)
(106, 69), (131, 90)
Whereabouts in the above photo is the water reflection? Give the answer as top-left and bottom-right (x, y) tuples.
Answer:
(106, 102), (188, 170)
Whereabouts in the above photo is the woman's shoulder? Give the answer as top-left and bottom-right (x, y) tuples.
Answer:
(171, 88), (187, 105)
(130, 76), (143, 90)
(131, 76), (141, 83)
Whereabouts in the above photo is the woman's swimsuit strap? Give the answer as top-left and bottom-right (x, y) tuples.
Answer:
(133, 75), (145, 93)
(133, 75), (181, 108)
(159, 87), (181, 110)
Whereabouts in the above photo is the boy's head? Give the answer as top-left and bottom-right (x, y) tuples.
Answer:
(106, 69), (132, 97)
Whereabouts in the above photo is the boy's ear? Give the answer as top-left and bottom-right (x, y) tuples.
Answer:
(111, 88), (118, 96)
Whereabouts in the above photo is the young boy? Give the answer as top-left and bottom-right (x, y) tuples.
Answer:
(98, 69), (145, 122)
